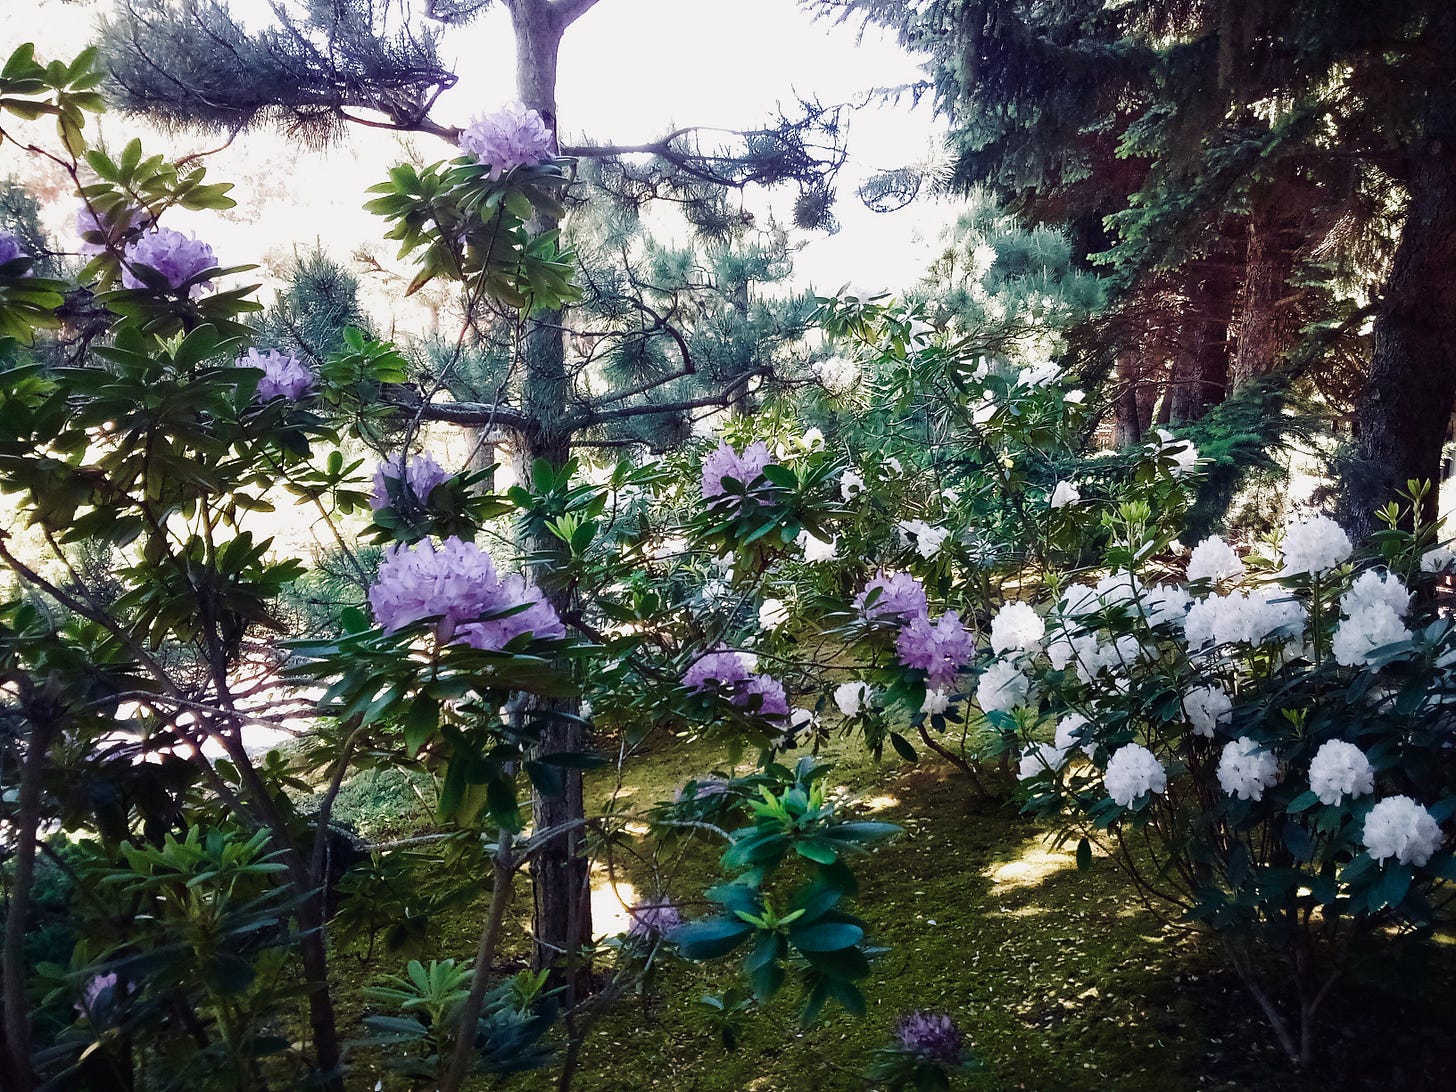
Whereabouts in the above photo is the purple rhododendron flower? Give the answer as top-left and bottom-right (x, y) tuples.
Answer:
(896, 610), (974, 689)
(76, 972), (122, 1021)
(246, 348), (314, 401)
(121, 227), (217, 295)
(701, 441), (776, 508)
(854, 571), (930, 624)
(367, 536), (563, 646)
(458, 103), (555, 179)
(733, 672), (790, 717)
(682, 646), (753, 690)
(627, 899), (683, 939)
(454, 571), (566, 650)
(371, 453), (451, 511)
(0, 228), (26, 266)
(895, 1011), (966, 1065)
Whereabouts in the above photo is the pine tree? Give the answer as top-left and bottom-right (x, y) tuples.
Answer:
(97, 2), (848, 1074)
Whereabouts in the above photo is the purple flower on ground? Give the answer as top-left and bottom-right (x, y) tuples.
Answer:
(854, 571), (930, 624)
(701, 441), (776, 507)
(121, 227), (217, 295)
(367, 536), (564, 646)
(458, 103), (555, 179)
(246, 348), (314, 401)
(627, 899), (683, 939)
(895, 1011), (966, 1065)
(370, 453), (451, 511)
(895, 610), (975, 689)
(0, 228), (26, 266)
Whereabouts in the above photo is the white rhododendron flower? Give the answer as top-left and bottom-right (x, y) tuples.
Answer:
(1331, 605), (1413, 667)
(1104, 744), (1167, 807)
(1018, 742), (1065, 781)
(1307, 740), (1375, 807)
(1182, 684), (1232, 738)
(976, 658), (1033, 713)
(800, 531), (838, 563)
(1093, 570), (1144, 610)
(789, 708), (817, 735)
(921, 689), (951, 716)
(1143, 584), (1192, 628)
(1421, 544), (1456, 574)
(989, 601), (1045, 655)
(1279, 514), (1352, 576)
(1216, 736), (1280, 801)
(1186, 535), (1245, 584)
(1016, 361), (1060, 388)
(758, 598), (789, 631)
(1049, 480), (1081, 508)
(799, 427), (825, 449)
(813, 355), (860, 395)
(1341, 569), (1412, 619)
(1362, 796), (1443, 866)
(834, 681), (870, 717)
(898, 519), (949, 558)
(884, 457), (903, 474)
(1150, 430), (1200, 475)
(1185, 589), (1306, 649)
(840, 470), (866, 501)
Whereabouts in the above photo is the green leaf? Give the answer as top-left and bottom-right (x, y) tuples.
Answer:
(888, 731), (918, 761)
(670, 917), (754, 960)
(788, 922), (864, 952)
(1076, 837), (1092, 872)
(403, 696), (439, 758)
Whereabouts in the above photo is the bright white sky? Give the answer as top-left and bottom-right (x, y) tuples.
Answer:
(1, 0), (955, 324)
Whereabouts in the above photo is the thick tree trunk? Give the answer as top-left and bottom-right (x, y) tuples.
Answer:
(511, 0), (593, 1000)
(1111, 352), (1146, 446)
(1170, 262), (1235, 422)
(1344, 138), (1456, 537)
(1231, 191), (1297, 391)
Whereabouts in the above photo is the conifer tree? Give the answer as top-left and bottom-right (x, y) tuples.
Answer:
(98, 0), (846, 1010)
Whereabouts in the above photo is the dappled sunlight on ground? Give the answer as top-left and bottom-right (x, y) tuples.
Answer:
(985, 833), (1079, 895)
(859, 793), (900, 812)
(590, 873), (637, 940)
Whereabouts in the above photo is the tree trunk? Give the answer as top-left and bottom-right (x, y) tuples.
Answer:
(1343, 15), (1456, 540)
(1171, 261), (1235, 422)
(1111, 352), (1145, 446)
(1230, 191), (1297, 391)
(510, 0), (593, 1000)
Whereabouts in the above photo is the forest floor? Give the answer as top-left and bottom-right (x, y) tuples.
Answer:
(329, 731), (1456, 1092)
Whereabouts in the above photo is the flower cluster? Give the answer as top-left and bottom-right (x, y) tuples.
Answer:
(1331, 569), (1412, 667)
(681, 646), (789, 718)
(1307, 740), (1374, 807)
(1103, 743), (1167, 808)
(701, 440), (776, 509)
(897, 518), (949, 558)
(1280, 513), (1352, 576)
(1184, 587), (1305, 650)
(368, 537), (564, 649)
(1216, 736), (1280, 801)
(626, 899), (683, 940)
(1186, 535), (1245, 584)
(834, 680), (872, 717)
(245, 349), (314, 401)
(1049, 480), (1081, 508)
(1182, 684), (1232, 738)
(0, 228), (26, 266)
(121, 227), (217, 295)
(800, 530), (837, 562)
(1362, 796), (1442, 866)
(893, 1011), (967, 1065)
(896, 611), (974, 689)
(855, 571), (929, 624)
(371, 453), (450, 511)
(458, 103), (555, 179)
(989, 601), (1045, 655)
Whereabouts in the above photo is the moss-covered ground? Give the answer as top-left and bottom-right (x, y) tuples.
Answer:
(335, 733), (1456, 1092)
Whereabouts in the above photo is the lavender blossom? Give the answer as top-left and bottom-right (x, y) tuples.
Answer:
(894, 1011), (967, 1065)
(854, 571), (930, 625)
(701, 440), (776, 506)
(370, 453), (451, 511)
(0, 228), (26, 266)
(682, 646), (753, 691)
(367, 536), (563, 646)
(121, 227), (217, 295)
(733, 672), (790, 717)
(895, 610), (974, 689)
(458, 103), (555, 179)
(627, 899), (683, 939)
(245, 348), (314, 401)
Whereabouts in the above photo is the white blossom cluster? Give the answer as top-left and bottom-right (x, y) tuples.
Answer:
(834, 681), (872, 717)
(1184, 588), (1306, 649)
(1279, 514), (1352, 576)
(1182, 684), (1232, 738)
(1049, 480), (1081, 508)
(989, 601), (1045, 655)
(1362, 796), (1442, 866)
(1331, 569), (1413, 667)
(1307, 740), (1374, 806)
(898, 519), (950, 558)
(1216, 736), (1280, 801)
(1103, 744), (1167, 807)
(1186, 535), (1245, 584)
(976, 658), (1034, 713)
